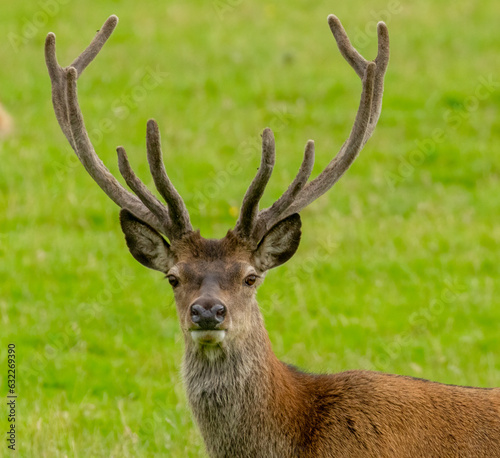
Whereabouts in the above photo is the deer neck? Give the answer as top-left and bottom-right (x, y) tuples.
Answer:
(182, 310), (304, 456)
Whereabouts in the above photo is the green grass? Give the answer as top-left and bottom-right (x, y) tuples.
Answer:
(1, 0), (499, 456)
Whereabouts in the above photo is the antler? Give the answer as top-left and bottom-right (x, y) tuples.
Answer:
(235, 15), (389, 243)
(45, 15), (192, 240)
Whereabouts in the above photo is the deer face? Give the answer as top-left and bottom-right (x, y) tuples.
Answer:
(119, 210), (301, 349)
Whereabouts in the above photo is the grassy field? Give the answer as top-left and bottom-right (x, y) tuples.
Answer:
(1, 0), (499, 456)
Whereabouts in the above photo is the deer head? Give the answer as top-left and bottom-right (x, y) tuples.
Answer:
(45, 15), (388, 353)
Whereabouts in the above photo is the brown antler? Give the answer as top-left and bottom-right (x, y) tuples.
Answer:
(235, 15), (389, 243)
(234, 128), (276, 238)
(45, 15), (192, 240)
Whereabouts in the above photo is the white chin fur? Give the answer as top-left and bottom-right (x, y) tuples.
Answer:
(191, 330), (226, 345)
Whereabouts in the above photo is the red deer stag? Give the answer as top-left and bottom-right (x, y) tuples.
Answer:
(46, 15), (499, 458)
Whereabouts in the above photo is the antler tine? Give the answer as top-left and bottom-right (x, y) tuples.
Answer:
(117, 146), (171, 234)
(146, 119), (193, 237)
(45, 15), (118, 149)
(328, 15), (389, 143)
(328, 14), (367, 78)
(252, 140), (315, 242)
(71, 15), (119, 76)
(246, 15), (388, 234)
(234, 128), (276, 238)
(45, 32), (74, 148)
(370, 21), (390, 135)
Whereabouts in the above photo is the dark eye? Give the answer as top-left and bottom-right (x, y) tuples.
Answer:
(167, 275), (179, 287)
(244, 274), (257, 286)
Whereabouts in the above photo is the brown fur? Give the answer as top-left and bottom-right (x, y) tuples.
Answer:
(182, 288), (500, 457)
(171, 230), (253, 261)
(130, 232), (500, 457)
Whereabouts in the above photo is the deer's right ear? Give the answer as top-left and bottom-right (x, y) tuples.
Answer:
(119, 209), (175, 273)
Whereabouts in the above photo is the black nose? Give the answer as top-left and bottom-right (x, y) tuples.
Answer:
(190, 298), (226, 330)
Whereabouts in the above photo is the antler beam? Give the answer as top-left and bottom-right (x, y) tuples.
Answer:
(45, 16), (192, 240)
(235, 15), (389, 243)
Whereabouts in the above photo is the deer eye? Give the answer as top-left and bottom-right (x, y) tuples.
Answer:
(244, 274), (257, 286)
(167, 275), (179, 287)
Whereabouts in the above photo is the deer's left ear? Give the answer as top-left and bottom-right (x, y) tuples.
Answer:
(253, 213), (302, 271)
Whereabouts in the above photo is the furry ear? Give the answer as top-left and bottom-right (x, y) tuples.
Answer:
(253, 214), (302, 272)
(119, 209), (175, 273)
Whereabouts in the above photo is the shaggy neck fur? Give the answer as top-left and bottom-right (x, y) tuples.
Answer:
(182, 311), (307, 457)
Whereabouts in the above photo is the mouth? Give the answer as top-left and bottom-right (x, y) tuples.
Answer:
(190, 330), (227, 346)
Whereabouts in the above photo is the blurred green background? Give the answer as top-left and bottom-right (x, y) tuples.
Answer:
(1, 0), (499, 456)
